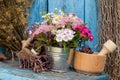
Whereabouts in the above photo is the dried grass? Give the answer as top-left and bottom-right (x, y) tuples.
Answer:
(0, 0), (33, 52)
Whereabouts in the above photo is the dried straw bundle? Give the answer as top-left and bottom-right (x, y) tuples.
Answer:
(98, 0), (120, 80)
(0, 0), (32, 52)
(17, 38), (53, 73)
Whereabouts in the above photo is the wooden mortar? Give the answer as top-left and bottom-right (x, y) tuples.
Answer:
(74, 52), (106, 74)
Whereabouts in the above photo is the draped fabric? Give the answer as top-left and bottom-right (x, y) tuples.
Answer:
(28, 0), (98, 51)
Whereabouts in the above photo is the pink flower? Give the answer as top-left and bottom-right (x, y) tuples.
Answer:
(55, 14), (84, 29)
(80, 32), (86, 37)
(88, 33), (94, 41)
(75, 25), (94, 41)
(90, 36), (94, 41)
(72, 18), (83, 29)
(75, 26), (85, 31)
(30, 25), (59, 39)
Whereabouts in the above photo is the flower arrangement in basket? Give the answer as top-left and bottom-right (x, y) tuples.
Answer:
(17, 9), (94, 73)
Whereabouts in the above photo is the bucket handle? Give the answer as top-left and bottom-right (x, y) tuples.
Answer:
(67, 49), (75, 67)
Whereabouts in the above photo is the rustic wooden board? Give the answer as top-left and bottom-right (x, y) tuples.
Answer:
(28, 0), (48, 25)
(85, 0), (98, 51)
(48, 0), (84, 21)
(48, 0), (64, 12)
(63, 0), (85, 21)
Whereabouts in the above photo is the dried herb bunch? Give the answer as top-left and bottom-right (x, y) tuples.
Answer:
(0, 0), (33, 52)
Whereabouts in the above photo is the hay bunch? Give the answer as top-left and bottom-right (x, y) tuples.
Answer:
(98, 0), (120, 79)
(0, 0), (32, 52)
(17, 38), (53, 73)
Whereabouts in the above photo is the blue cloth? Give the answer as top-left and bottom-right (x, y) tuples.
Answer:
(0, 61), (109, 80)
(0, 73), (34, 80)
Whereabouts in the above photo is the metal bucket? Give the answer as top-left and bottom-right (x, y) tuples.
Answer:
(46, 46), (69, 72)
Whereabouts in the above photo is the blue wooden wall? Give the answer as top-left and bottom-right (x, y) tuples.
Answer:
(28, 0), (98, 51)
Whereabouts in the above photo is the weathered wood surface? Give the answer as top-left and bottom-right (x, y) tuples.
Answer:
(28, 0), (47, 25)
(85, 0), (98, 51)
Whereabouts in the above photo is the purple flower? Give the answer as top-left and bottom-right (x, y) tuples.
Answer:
(26, 25), (31, 32)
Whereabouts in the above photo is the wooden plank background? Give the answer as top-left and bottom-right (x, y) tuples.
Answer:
(28, 0), (48, 25)
(85, 0), (98, 51)
(28, 0), (98, 51)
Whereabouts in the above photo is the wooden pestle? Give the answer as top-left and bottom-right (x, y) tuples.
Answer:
(98, 40), (117, 56)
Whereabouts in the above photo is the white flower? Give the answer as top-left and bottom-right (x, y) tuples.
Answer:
(68, 35), (74, 40)
(51, 30), (57, 34)
(52, 16), (61, 24)
(59, 10), (64, 15)
(29, 31), (32, 35)
(63, 29), (75, 41)
(63, 35), (69, 41)
(55, 28), (75, 42)
(56, 35), (62, 42)
(69, 14), (77, 19)
(56, 30), (62, 34)
(42, 15), (45, 18)
(47, 13), (53, 16)
(62, 26), (65, 28)
(64, 29), (75, 35)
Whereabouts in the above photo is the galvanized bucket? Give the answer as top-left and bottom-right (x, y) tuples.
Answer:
(46, 46), (70, 72)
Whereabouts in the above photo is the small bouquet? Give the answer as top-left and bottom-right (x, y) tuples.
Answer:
(27, 9), (94, 53)
(21, 9), (94, 72)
